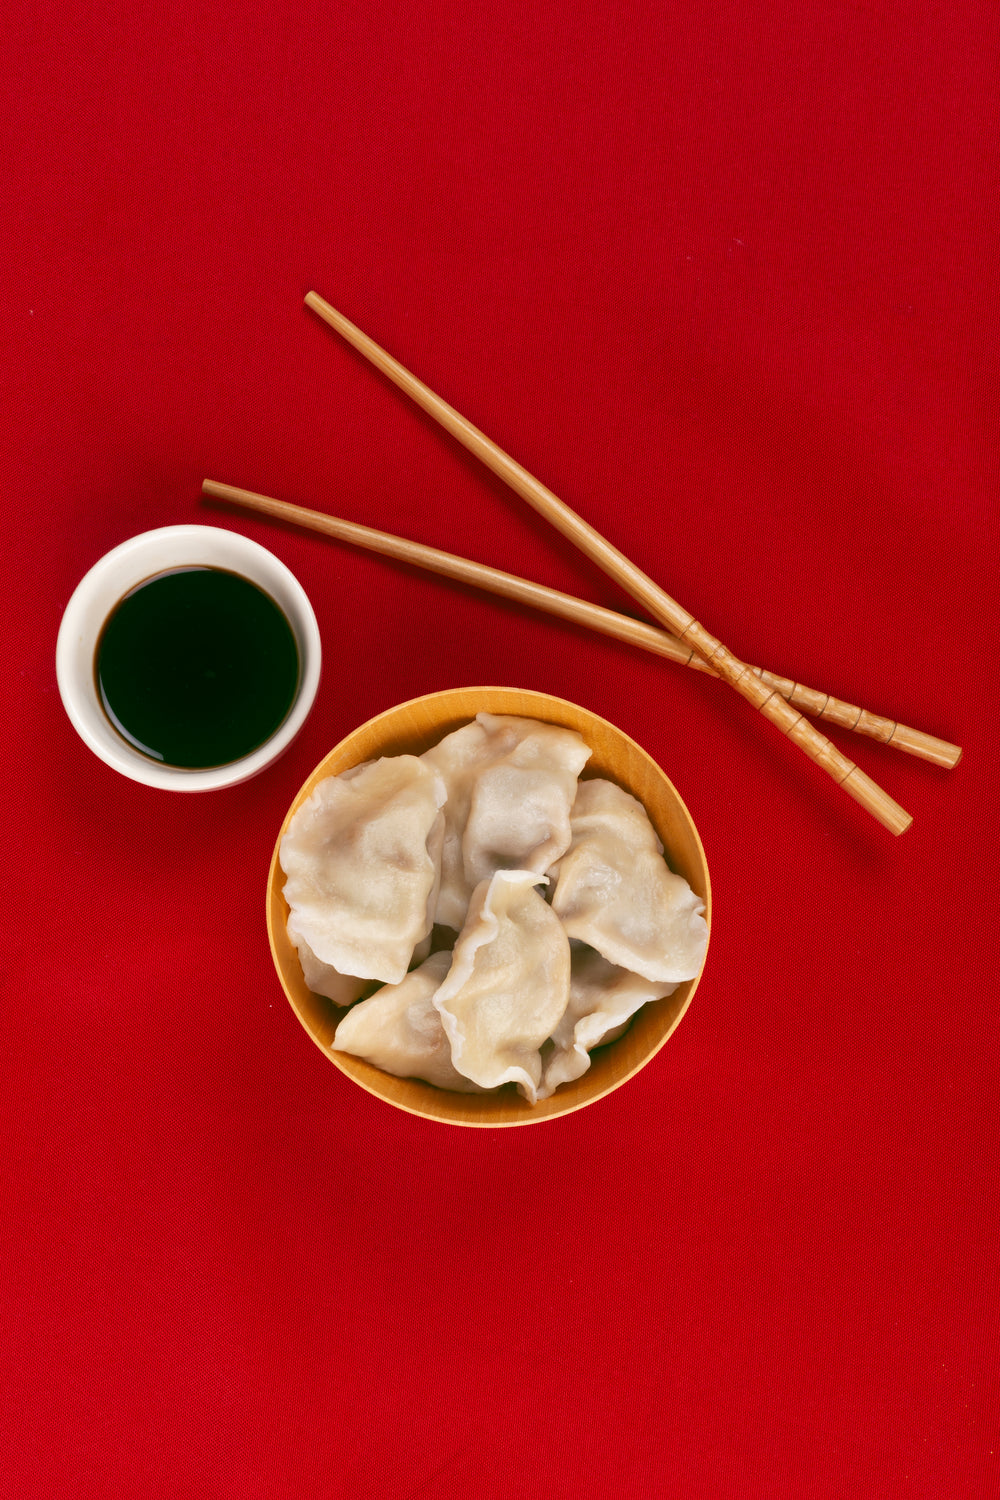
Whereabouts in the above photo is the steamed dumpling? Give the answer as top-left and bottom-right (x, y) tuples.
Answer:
(421, 713), (591, 929)
(549, 778), (708, 983)
(536, 945), (678, 1100)
(332, 951), (488, 1092)
(433, 869), (571, 1102)
(288, 931), (371, 1006)
(280, 755), (446, 985)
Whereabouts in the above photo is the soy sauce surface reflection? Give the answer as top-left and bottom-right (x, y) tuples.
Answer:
(95, 566), (300, 768)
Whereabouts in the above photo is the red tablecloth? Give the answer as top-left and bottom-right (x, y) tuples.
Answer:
(4, 3), (997, 1495)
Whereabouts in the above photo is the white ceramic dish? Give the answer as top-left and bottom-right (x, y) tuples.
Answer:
(56, 524), (321, 790)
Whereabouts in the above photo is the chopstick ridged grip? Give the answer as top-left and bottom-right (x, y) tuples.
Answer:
(304, 291), (913, 835)
(677, 626), (911, 832)
(750, 670), (958, 768)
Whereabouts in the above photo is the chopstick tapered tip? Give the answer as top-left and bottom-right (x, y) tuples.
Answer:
(305, 291), (372, 353)
(305, 289), (338, 321)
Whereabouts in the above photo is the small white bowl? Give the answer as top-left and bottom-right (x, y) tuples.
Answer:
(56, 524), (322, 791)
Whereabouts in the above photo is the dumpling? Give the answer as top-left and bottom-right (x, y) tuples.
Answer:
(433, 869), (571, 1102)
(332, 951), (488, 1093)
(280, 755), (446, 985)
(536, 945), (678, 1100)
(421, 713), (591, 929)
(549, 778), (708, 983)
(288, 931), (371, 1006)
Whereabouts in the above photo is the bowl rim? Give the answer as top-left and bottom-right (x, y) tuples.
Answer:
(56, 523), (322, 791)
(267, 686), (711, 1126)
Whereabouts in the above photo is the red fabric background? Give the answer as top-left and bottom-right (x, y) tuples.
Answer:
(3, 3), (998, 1495)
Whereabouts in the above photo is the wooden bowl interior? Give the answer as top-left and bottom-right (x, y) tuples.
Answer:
(266, 687), (710, 1126)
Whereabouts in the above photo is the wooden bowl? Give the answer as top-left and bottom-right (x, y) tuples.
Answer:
(266, 687), (711, 1126)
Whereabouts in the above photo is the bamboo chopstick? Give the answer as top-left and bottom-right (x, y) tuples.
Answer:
(202, 478), (961, 771)
(302, 291), (914, 834)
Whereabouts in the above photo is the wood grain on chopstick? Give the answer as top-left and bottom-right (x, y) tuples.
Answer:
(203, 479), (961, 771)
(302, 292), (915, 833)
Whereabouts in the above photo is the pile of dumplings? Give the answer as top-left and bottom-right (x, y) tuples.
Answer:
(279, 713), (708, 1104)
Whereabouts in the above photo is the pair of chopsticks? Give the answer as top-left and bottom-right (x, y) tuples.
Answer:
(204, 292), (961, 834)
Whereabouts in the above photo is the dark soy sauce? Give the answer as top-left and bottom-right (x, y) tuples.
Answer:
(95, 567), (300, 769)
